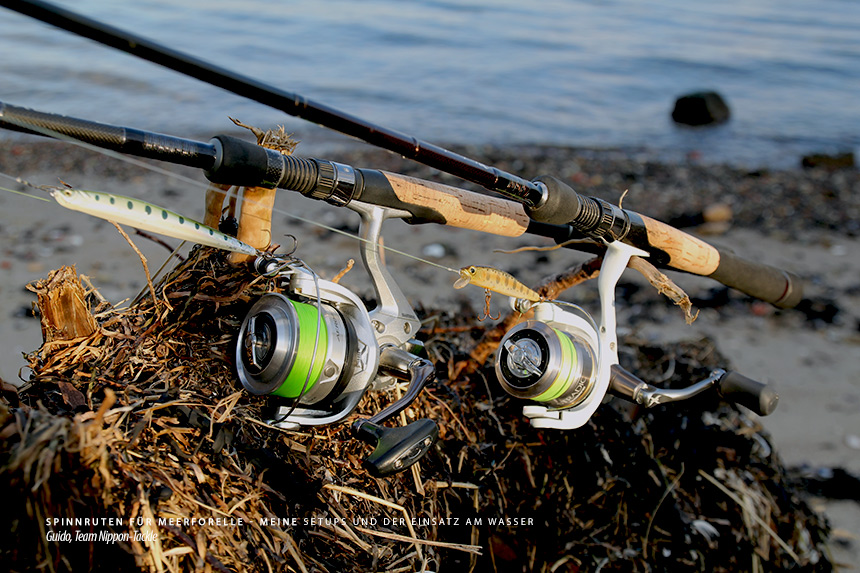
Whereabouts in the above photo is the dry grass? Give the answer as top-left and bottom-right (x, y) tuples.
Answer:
(0, 247), (833, 572)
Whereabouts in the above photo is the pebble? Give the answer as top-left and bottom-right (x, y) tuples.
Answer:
(421, 243), (451, 259)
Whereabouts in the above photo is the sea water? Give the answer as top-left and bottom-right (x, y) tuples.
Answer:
(1, 0), (858, 167)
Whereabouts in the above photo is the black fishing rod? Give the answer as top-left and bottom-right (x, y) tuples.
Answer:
(0, 99), (586, 246)
(0, 1), (805, 308)
(0, 100), (803, 309)
(0, 0), (544, 208)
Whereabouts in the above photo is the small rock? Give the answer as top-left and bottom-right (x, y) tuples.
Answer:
(421, 243), (455, 259)
(671, 91), (731, 126)
(796, 298), (840, 324)
(801, 152), (855, 170)
(703, 203), (733, 224)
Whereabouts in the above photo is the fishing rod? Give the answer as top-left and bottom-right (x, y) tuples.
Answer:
(0, 100), (589, 245)
(0, 41), (790, 470)
(0, 1), (805, 307)
(0, 0), (543, 208)
(0, 2), (806, 309)
(0, 100), (803, 308)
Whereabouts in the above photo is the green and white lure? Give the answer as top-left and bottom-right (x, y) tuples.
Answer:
(48, 186), (258, 256)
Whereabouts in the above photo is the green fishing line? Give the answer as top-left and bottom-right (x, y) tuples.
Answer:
(533, 328), (577, 403)
(272, 299), (329, 399)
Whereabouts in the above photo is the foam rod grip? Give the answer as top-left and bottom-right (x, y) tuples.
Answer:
(718, 371), (779, 416)
(709, 249), (804, 309)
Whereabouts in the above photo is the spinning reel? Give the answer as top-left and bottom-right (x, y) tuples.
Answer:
(495, 242), (779, 427)
(234, 202), (439, 477)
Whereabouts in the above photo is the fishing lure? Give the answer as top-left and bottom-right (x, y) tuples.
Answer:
(453, 265), (542, 319)
(453, 266), (542, 302)
(48, 186), (259, 256)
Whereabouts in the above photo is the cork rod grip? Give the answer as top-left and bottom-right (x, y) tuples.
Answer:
(379, 172), (530, 237)
(638, 215), (721, 275)
(635, 214), (803, 308)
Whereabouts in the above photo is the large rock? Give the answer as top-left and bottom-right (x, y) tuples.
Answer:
(672, 91), (731, 126)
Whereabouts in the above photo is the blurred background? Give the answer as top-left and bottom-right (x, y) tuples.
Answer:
(1, 0), (858, 168)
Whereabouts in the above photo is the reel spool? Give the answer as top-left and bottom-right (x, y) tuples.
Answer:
(236, 293), (357, 405)
(496, 308), (600, 409)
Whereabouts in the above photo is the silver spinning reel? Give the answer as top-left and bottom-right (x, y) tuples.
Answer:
(495, 242), (779, 428)
(234, 202), (439, 477)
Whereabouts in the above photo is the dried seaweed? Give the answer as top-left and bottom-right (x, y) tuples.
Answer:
(0, 247), (833, 572)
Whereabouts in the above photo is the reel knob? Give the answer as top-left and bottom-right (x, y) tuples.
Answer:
(353, 419), (439, 478)
(496, 320), (598, 409)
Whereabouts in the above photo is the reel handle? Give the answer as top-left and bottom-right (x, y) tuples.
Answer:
(353, 419), (438, 478)
(353, 347), (439, 477)
(609, 365), (779, 416)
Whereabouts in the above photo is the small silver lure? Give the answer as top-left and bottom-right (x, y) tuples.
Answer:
(49, 186), (258, 256)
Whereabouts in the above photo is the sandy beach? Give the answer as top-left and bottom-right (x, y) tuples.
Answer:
(1, 139), (858, 564)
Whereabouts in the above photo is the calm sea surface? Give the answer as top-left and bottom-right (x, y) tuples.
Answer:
(1, 0), (858, 167)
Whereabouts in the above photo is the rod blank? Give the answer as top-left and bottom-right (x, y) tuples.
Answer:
(0, 0), (544, 207)
(0, 101), (216, 169)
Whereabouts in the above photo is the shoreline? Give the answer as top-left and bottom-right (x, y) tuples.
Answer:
(1, 138), (858, 560)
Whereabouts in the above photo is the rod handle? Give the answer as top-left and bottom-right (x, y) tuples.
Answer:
(358, 170), (530, 237)
(526, 175), (803, 307)
(632, 214), (804, 307)
(206, 135), (532, 237)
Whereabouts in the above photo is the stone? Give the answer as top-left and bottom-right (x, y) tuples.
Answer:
(801, 152), (855, 170)
(671, 91), (731, 126)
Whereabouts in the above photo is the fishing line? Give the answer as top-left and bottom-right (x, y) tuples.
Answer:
(0, 115), (460, 275)
(0, 183), (51, 202)
(269, 259), (323, 426)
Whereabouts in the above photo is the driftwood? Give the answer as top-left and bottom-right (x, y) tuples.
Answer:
(225, 120), (300, 265)
(26, 265), (98, 342)
(229, 185), (277, 265)
(203, 182), (233, 229)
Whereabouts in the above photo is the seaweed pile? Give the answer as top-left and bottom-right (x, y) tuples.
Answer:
(0, 247), (834, 572)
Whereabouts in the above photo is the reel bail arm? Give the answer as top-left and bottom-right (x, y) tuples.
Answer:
(346, 201), (421, 348)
